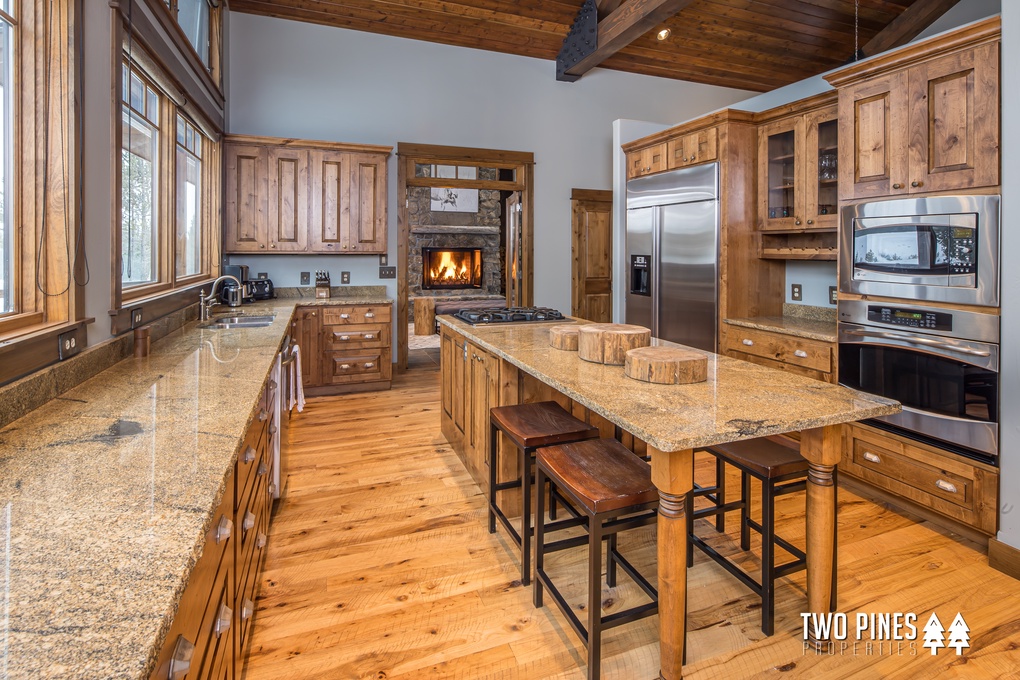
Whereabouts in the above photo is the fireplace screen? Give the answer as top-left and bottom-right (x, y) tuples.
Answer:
(422, 247), (483, 290)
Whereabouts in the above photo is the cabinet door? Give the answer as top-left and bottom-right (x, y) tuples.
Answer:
(347, 153), (387, 254)
(758, 117), (804, 230)
(292, 307), (321, 387)
(838, 71), (910, 199)
(467, 343), (499, 482)
(803, 106), (839, 230)
(684, 128), (717, 165)
(907, 42), (999, 193)
(452, 333), (468, 441)
(627, 144), (666, 178)
(266, 147), (309, 252)
(224, 144), (267, 253)
(309, 150), (347, 253)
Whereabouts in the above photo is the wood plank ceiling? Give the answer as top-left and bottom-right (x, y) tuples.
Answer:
(229, 0), (953, 92)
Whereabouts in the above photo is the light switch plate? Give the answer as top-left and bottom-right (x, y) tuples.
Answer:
(829, 286), (838, 305)
(257, 272), (268, 279)
(58, 328), (82, 361)
(341, 271), (351, 284)
(300, 272), (310, 285)
(379, 254), (388, 266)
(791, 283), (802, 301)
(379, 266), (396, 279)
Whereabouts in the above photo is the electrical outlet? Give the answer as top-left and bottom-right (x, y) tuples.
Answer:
(791, 283), (802, 301)
(341, 271), (351, 284)
(379, 254), (388, 266)
(130, 307), (144, 328)
(300, 271), (310, 285)
(58, 328), (82, 361)
(257, 272), (268, 280)
(829, 286), (838, 305)
(379, 266), (396, 279)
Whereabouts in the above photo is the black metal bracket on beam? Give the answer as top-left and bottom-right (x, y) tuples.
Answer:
(556, 0), (598, 82)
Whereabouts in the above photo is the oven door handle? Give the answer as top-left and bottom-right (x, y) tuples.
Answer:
(841, 329), (991, 357)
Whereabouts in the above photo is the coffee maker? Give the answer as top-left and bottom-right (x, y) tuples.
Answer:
(221, 265), (255, 305)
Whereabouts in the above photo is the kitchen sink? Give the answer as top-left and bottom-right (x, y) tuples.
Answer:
(199, 314), (276, 329)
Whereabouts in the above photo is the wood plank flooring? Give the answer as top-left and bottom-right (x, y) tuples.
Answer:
(243, 354), (1020, 679)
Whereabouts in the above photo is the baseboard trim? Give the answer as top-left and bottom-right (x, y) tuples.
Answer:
(988, 538), (1020, 582)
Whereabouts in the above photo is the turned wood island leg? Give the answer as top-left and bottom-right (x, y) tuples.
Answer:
(650, 446), (694, 680)
(800, 425), (842, 649)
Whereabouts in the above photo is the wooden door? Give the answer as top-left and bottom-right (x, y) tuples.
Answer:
(292, 307), (321, 387)
(803, 106), (839, 230)
(223, 144), (267, 253)
(309, 150), (347, 253)
(570, 189), (613, 322)
(467, 343), (499, 482)
(838, 71), (910, 199)
(346, 154), (387, 254)
(907, 42), (999, 193)
(266, 147), (309, 252)
(758, 116), (804, 230)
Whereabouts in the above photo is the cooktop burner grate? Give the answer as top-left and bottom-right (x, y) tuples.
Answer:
(452, 306), (566, 325)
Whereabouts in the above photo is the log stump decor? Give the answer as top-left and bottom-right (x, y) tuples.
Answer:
(549, 325), (580, 351)
(577, 323), (651, 365)
(624, 346), (708, 384)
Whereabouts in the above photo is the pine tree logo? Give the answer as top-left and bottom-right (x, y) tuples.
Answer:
(922, 612), (945, 655)
(947, 613), (970, 655)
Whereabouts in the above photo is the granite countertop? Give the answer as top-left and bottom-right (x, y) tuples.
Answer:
(438, 316), (898, 453)
(723, 315), (837, 343)
(0, 298), (311, 679)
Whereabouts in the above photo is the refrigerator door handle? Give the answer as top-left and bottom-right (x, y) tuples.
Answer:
(652, 210), (661, 337)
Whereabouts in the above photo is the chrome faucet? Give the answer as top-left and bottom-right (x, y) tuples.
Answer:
(199, 275), (242, 321)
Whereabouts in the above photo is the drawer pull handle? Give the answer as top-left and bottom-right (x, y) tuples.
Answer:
(742, 339), (754, 346)
(269, 380), (277, 391)
(269, 424), (278, 435)
(214, 604), (232, 637)
(339, 335), (350, 341)
(257, 461), (268, 476)
(268, 482), (277, 496)
(168, 635), (195, 680)
(364, 334), (375, 340)
(340, 364), (351, 370)
(935, 479), (958, 494)
(794, 349), (808, 358)
(244, 446), (256, 464)
(243, 511), (256, 532)
(242, 598), (255, 621)
(341, 313), (350, 319)
(364, 362), (375, 369)
(256, 532), (267, 549)
(215, 516), (233, 544)
(258, 410), (269, 422)
(863, 451), (882, 464)
(366, 312), (375, 318)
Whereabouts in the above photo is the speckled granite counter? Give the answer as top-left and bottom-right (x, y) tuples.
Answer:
(723, 315), (837, 343)
(0, 294), (390, 679)
(438, 316), (894, 453)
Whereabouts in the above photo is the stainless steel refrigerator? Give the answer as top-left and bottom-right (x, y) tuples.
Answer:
(625, 164), (719, 352)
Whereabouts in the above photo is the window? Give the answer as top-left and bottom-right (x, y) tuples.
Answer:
(0, 2), (14, 316)
(175, 0), (210, 66)
(119, 59), (215, 302)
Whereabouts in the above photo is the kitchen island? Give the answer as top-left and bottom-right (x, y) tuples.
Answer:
(438, 315), (899, 679)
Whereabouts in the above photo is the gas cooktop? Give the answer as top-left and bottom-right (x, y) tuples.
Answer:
(453, 306), (566, 325)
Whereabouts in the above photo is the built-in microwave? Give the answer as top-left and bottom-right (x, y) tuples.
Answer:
(839, 195), (999, 307)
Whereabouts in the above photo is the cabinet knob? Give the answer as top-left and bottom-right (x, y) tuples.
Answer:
(892, 183), (903, 189)
(214, 604), (232, 637)
(742, 339), (754, 346)
(794, 349), (808, 358)
(310, 312), (316, 317)
(243, 511), (256, 532)
(270, 244), (276, 249)
(795, 219), (802, 226)
(863, 451), (882, 464)
(691, 155), (696, 161)
(259, 244), (266, 249)
(343, 245), (348, 249)
(806, 219), (814, 225)
(167, 635), (195, 680)
(935, 479), (957, 494)
(215, 515), (233, 544)
(683, 157), (688, 162)
(244, 446), (256, 463)
(911, 181), (923, 188)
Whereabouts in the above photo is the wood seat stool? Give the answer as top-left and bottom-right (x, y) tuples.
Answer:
(687, 436), (837, 635)
(534, 438), (658, 680)
(488, 401), (599, 586)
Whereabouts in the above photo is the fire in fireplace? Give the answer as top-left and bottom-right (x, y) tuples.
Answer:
(422, 247), (482, 290)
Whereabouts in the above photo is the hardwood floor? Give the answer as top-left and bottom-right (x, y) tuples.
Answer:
(244, 358), (1020, 679)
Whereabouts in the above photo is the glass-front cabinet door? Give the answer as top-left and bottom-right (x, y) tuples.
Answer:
(804, 106), (839, 230)
(758, 117), (803, 230)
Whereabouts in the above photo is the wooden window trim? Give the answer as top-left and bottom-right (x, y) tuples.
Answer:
(155, 0), (223, 89)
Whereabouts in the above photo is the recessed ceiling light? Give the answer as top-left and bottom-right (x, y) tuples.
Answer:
(656, 27), (671, 41)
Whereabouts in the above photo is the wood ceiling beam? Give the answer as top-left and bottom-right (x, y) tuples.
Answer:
(596, 0), (625, 15)
(561, 0), (696, 80)
(859, 0), (961, 58)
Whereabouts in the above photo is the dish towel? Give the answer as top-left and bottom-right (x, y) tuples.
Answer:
(291, 345), (306, 413)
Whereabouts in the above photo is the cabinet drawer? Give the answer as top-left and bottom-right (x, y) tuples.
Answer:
(842, 424), (998, 534)
(327, 352), (385, 383)
(323, 323), (389, 351)
(726, 327), (832, 372)
(235, 420), (266, 514)
(321, 305), (390, 325)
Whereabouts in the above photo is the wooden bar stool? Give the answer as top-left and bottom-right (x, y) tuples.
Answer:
(533, 438), (658, 680)
(488, 401), (599, 586)
(687, 436), (837, 635)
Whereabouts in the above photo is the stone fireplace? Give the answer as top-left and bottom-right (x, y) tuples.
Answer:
(422, 247), (483, 290)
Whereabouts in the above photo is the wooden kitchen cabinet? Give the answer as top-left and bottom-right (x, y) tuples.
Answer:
(723, 324), (835, 384)
(842, 422), (999, 536)
(626, 142), (666, 179)
(667, 127), (718, 169)
(223, 135), (391, 255)
(827, 18), (999, 200)
(297, 303), (393, 395)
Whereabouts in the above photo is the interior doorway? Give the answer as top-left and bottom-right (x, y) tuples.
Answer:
(397, 144), (535, 371)
(570, 189), (613, 322)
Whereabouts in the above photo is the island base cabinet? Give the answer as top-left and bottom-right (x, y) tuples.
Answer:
(841, 423), (999, 536)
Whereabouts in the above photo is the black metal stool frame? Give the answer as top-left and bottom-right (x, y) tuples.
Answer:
(533, 462), (658, 680)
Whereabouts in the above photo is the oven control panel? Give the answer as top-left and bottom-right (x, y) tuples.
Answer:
(867, 305), (953, 331)
(950, 227), (977, 274)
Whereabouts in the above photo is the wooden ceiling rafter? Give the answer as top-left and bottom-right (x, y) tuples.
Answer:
(859, 0), (962, 58)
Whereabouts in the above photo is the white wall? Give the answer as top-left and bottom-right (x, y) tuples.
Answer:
(226, 12), (753, 312)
